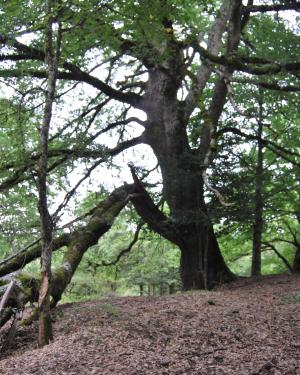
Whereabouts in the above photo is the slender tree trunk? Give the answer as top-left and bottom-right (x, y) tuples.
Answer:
(293, 246), (300, 273)
(37, 2), (61, 347)
(292, 209), (300, 273)
(159, 283), (164, 296)
(152, 284), (156, 296)
(293, 197), (300, 273)
(251, 92), (264, 276)
(169, 283), (175, 294)
(139, 284), (144, 296)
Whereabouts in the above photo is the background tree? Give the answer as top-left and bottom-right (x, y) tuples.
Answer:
(209, 80), (300, 275)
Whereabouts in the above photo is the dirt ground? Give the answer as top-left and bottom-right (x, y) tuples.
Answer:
(0, 274), (299, 375)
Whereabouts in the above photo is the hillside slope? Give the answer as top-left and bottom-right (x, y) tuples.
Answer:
(0, 274), (299, 375)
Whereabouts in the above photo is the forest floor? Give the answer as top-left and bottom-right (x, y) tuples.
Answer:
(0, 274), (299, 375)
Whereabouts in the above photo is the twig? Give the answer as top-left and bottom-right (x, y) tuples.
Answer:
(102, 223), (144, 266)
(261, 241), (293, 272)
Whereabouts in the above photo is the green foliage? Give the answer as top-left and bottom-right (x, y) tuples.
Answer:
(281, 294), (300, 304)
(0, 0), (299, 298)
(209, 69), (300, 276)
(0, 99), (40, 257)
(0, 98), (38, 168)
(63, 209), (180, 300)
(247, 14), (300, 62)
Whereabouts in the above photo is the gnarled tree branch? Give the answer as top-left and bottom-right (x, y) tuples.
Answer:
(0, 183), (136, 322)
(0, 33), (144, 109)
(128, 165), (181, 246)
(243, 2), (300, 13)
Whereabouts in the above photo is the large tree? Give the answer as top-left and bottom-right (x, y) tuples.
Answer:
(0, 0), (300, 292)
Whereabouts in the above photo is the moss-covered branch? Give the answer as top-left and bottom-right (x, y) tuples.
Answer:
(0, 184), (135, 327)
(51, 183), (135, 303)
(0, 234), (71, 278)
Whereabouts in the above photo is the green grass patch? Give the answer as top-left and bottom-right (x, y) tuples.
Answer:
(73, 302), (119, 320)
(281, 294), (300, 303)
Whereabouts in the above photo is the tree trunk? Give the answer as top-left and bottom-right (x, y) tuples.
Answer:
(137, 63), (236, 290)
(159, 283), (164, 296)
(151, 284), (156, 296)
(139, 284), (144, 296)
(169, 283), (175, 295)
(37, 3), (57, 346)
(131, 2), (242, 290)
(293, 198), (300, 273)
(293, 245), (300, 273)
(251, 92), (264, 277)
(180, 225), (234, 290)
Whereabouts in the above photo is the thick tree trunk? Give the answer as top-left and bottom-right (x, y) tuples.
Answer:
(139, 1), (244, 288)
(132, 2), (242, 290)
(180, 225), (234, 290)
(131, 139), (235, 289)
(140, 62), (236, 290)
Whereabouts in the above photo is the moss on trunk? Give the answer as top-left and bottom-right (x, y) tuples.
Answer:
(0, 184), (135, 326)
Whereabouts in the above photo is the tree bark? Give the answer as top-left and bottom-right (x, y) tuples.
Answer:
(37, 1), (61, 346)
(180, 225), (234, 290)
(139, 284), (144, 296)
(0, 234), (71, 278)
(293, 203), (300, 273)
(132, 1), (243, 290)
(293, 246), (300, 273)
(138, 60), (235, 289)
(251, 92), (264, 276)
